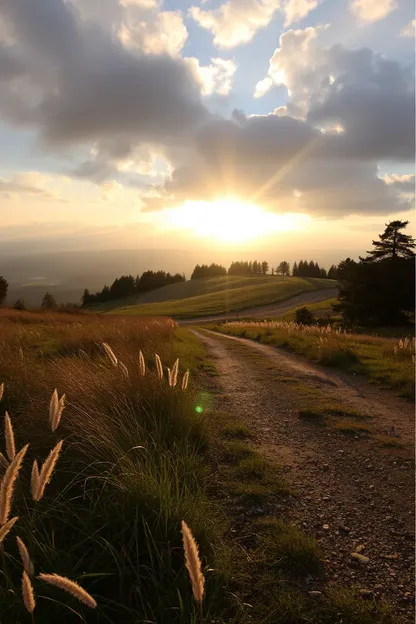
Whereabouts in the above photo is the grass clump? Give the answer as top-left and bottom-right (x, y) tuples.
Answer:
(298, 408), (326, 425)
(321, 587), (394, 623)
(334, 421), (372, 435)
(375, 435), (404, 448)
(255, 518), (323, 577)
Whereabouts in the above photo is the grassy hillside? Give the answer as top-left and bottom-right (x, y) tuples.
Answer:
(108, 276), (336, 318)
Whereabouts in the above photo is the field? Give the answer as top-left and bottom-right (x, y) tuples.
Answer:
(105, 276), (336, 318)
(0, 308), (400, 623)
(212, 320), (415, 400)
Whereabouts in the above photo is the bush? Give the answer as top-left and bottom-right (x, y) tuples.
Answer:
(295, 306), (315, 325)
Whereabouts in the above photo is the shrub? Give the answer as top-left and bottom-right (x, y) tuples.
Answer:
(295, 306), (315, 325)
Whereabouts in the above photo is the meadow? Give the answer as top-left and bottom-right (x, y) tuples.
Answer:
(0, 309), (399, 623)
(212, 320), (415, 400)
(106, 276), (336, 318)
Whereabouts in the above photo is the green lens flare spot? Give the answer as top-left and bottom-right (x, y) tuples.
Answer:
(195, 406), (204, 414)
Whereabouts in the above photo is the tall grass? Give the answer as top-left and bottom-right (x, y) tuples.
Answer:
(0, 310), (224, 623)
(214, 320), (415, 399)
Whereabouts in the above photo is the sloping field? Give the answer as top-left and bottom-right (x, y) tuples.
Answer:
(110, 276), (336, 318)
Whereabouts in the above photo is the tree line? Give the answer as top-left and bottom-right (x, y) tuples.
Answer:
(190, 260), (337, 279)
(82, 270), (185, 305)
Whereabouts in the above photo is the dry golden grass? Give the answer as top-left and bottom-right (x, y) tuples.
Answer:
(38, 573), (97, 608)
(0, 444), (29, 524)
(22, 570), (36, 614)
(181, 520), (205, 605)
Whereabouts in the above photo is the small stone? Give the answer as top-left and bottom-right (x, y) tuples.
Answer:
(355, 544), (366, 553)
(359, 589), (373, 599)
(339, 524), (351, 533)
(369, 484), (375, 489)
(351, 552), (369, 564)
(323, 463), (330, 471)
(308, 591), (322, 597)
(323, 524), (330, 530)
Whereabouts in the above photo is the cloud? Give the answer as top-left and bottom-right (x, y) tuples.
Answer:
(253, 26), (414, 161)
(0, 171), (61, 199)
(189, 0), (279, 48)
(400, 19), (416, 37)
(281, 0), (319, 27)
(381, 173), (415, 192)
(350, 0), (397, 24)
(187, 57), (237, 96)
(0, 0), (207, 158)
(118, 10), (188, 57)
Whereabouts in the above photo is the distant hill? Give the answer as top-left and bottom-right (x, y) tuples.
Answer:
(103, 276), (337, 318)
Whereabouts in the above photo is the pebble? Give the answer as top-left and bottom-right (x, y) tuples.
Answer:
(323, 524), (330, 530)
(339, 524), (351, 533)
(359, 589), (373, 599)
(308, 591), (322, 597)
(351, 552), (370, 564)
(355, 544), (366, 553)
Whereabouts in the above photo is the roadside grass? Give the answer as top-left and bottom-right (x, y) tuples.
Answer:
(212, 321), (415, 400)
(108, 277), (336, 318)
(333, 420), (373, 435)
(0, 309), (398, 623)
(375, 435), (404, 448)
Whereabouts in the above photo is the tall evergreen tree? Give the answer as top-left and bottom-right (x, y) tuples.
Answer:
(292, 262), (298, 276)
(0, 276), (8, 305)
(41, 292), (57, 309)
(364, 220), (415, 261)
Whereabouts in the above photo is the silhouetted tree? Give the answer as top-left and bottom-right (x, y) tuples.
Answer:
(292, 262), (298, 277)
(13, 299), (26, 311)
(0, 276), (8, 305)
(191, 264), (226, 279)
(41, 292), (57, 309)
(295, 306), (315, 325)
(328, 265), (338, 280)
(277, 261), (290, 276)
(363, 220), (415, 261)
(261, 261), (269, 275)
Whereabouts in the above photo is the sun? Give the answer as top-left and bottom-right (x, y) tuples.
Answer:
(166, 197), (310, 242)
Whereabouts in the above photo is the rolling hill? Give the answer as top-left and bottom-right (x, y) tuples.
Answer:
(103, 276), (337, 318)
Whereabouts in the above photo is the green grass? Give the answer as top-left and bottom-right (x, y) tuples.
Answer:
(105, 276), (336, 318)
(280, 297), (338, 321)
(213, 322), (415, 400)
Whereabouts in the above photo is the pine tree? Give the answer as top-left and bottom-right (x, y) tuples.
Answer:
(13, 299), (26, 311)
(292, 262), (298, 276)
(0, 276), (8, 305)
(41, 292), (57, 309)
(365, 220), (415, 261)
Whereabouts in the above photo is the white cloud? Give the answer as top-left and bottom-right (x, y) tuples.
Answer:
(350, 0), (397, 24)
(0, 171), (60, 199)
(187, 57), (237, 95)
(281, 0), (319, 27)
(189, 0), (279, 48)
(118, 10), (188, 57)
(400, 19), (416, 37)
(381, 173), (415, 191)
(254, 76), (274, 98)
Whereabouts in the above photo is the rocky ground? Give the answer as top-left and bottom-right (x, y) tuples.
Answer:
(193, 329), (415, 622)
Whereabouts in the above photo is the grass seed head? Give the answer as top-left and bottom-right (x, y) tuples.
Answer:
(0, 444), (29, 525)
(16, 536), (34, 576)
(38, 573), (97, 608)
(139, 350), (146, 376)
(0, 383), (4, 402)
(0, 515), (18, 544)
(181, 370), (190, 391)
(36, 440), (64, 502)
(155, 354), (164, 380)
(102, 342), (118, 367)
(22, 571), (36, 614)
(4, 411), (15, 461)
(181, 520), (204, 604)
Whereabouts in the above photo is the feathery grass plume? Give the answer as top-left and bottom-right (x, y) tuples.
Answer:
(102, 342), (118, 367)
(0, 444), (29, 525)
(22, 571), (36, 614)
(31, 460), (39, 501)
(50, 392), (66, 433)
(155, 354), (164, 380)
(17, 535), (34, 576)
(35, 440), (63, 502)
(170, 358), (179, 388)
(0, 452), (8, 469)
(139, 350), (146, 376)
(118, 361), (129, 379)
(181, 520), (204, 605)
(0, 516), (18, 544)
(38, 573), (97, 608)
(181, 370), (190, 391)
(0, 382), (4, 402)
(167, 367), (172, 386)
(4, 411), (15, 461)
(49, 389), (58, 425)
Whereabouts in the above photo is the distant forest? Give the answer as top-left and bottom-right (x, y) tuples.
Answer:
(81, 259), (338, 306)
(82, 271), (185, 305)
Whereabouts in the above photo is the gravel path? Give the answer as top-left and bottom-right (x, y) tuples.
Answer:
(194, 329), (415, 620)
(180, 288), (338, 325)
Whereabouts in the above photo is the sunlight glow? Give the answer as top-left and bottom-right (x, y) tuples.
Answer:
(166, 198), (311, 242)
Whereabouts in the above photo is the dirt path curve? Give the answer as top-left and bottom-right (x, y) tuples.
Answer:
(180, 287), (338, 325)
(193, 329), (415, 620)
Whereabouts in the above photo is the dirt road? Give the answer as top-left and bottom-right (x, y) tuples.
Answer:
(194, 329), (415, 620)
(180, 287), (338, 325)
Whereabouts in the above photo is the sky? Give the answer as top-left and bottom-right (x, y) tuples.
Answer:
(0, 0), (414, 259)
